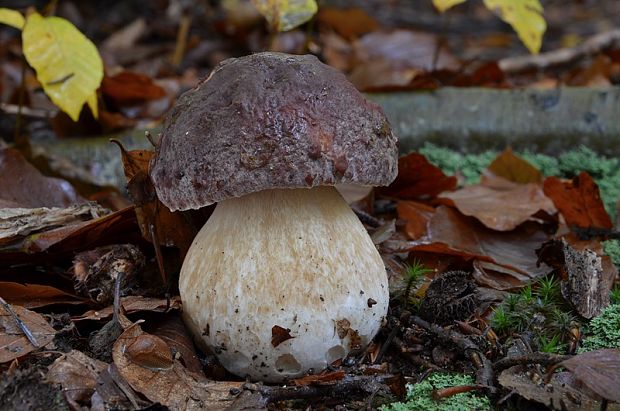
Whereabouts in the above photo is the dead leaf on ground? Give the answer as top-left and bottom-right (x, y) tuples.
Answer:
(0, 282), (84, 309)
(396, 200), (435, 240)
(382, 152), (457, 200)
(0, 303), (56, 363)
(487, 148), (542, 184)
(408, 206), (549, 281)
(317, 8), (379, 40)
(543, 172), (612, 229)
(439, 174), (555, 231)
(292, 370), (346, 386)
(73, 295), (181, 322)
(558, 349), (620, 403)
(0, 203), (109, 247)
(101, 71), (167, 106)
(149, 314), (203, 374)
(472, 260), (533, 291)
(47, 350), (107, 410)
(113, 322), (242, 410)
(0, 147), (82, 208)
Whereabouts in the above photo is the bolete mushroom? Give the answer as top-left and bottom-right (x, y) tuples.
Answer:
(150, 52), (398, 382)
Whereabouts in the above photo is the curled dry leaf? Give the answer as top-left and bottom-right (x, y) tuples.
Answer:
(558, 349), (620, 403)
(439, 174), (555, 231)
(73, 295), (181, 322)
(382, 152), (457, 200)
(0, 282), (84, 309)
(0, 147), (82, 208)
(47, 350), (107, 410)
(0, 304), (55, 363)
(113, 322), (242, 410)
(543, 172), (612, 229)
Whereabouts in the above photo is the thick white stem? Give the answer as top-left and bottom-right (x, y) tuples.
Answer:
(180, 186), (389, 382)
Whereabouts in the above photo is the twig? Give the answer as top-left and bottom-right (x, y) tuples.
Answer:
(499, 29), (620, 73)
(352, 207), (382, 228)
(493, 352), (571, 374)
(409, 316), (494, 390)
(0, 296), (39, 348)
(374, 320), (400, 364)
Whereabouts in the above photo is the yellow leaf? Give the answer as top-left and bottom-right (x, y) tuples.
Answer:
(251, 0), (317, 32)
(432, 0), (468, 13)
(0, 8), (24, 30)
(482, 0), (546, 54)
(22, 12), (103, 121)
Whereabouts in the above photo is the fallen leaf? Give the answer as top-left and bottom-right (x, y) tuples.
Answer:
(472, 260), (532, 291)
(543, 172), (612, 229)
(382, 152), (457, 200)
(0, 147), (82, 208)
(0, 282), (84, 308)
(487, 148), (542, 184)
(0, 7), (25, 29)
(559, 349), (620, 402)
(292, 370), (346, 386)
(396, 200), (435, 240)
(439, 174), (555, 231)
(101, 71), (166, 105)
(22, 12), (103, 120)
(317, 8), (379, 40)
(47, 350), (107, 410)
(409, 206), (549, 280)
(149, 315), (203, 374)
(125, 333), (174, 371)
(0, 303), (55, 363)
(251, 0), (317, 32)
(113, 323), (241, 410)
(73, 296), (181, 322)
(433, 0), (467, 12)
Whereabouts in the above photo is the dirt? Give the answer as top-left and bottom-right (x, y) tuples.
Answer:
(0, 365), (69, 411)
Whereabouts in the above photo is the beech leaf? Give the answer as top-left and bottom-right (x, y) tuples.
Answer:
(22, 12), (103, 121)
(251, 0), (317, 32)
(0, 8), (25, 29)
(482, 0), (546, 54)
(432, 0), (467, 13)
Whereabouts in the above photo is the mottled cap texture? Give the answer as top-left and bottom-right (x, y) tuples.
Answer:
(150, 52), (398, 211)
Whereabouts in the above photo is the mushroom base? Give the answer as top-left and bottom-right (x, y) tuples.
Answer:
(179, 186), (389, 382)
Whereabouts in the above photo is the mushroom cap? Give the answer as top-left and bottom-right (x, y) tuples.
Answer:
(150, 52), (398, 211)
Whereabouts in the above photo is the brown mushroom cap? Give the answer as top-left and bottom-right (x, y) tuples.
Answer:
(150, 52), (398, 211)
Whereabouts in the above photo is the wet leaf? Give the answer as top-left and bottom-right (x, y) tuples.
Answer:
(0, 147), (82, 208)
(383, 152), (457, 200)
(22, 12), (103, 121)
(113, 323), (241, 410)
(543, 172), (612, 229)
(439, 174), (555, 231)
(482, 0), (546, 54)
(0, 8), (25, 29)
(47, 350), (107, 410)
(251, 0), (317, 32)
(409, 206), (549, 280)
(0, 303), (55, 363)
(487, 148), (542, 184)
(559, 349), (620, 402)
(0, 282), (84, 309)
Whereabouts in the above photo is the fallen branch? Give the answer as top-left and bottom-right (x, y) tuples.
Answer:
(492, 352), (571, 374)
(499, 29), (620, 73)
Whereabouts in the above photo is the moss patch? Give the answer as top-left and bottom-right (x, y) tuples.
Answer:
(578, 304), (620, 353)
(380, 373), (490, 411)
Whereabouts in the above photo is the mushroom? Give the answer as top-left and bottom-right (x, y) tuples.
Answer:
(150, 52), (398, 382)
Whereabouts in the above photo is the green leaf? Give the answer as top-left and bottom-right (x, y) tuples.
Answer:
(22, 12), (103, 121)
(482, 0), (546, 54)
(0, 8), (25, 30)
(432, 0), (468, 13)
(251, 0), (317, 32)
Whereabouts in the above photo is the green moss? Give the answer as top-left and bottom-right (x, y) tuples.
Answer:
(380, 373), (490, 411)
(579, 304), (620, 353)
(603, 240), (620, 269)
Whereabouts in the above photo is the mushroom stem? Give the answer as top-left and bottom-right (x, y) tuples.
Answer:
(179, 186), (389, 382)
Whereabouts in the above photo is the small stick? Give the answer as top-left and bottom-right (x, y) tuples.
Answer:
(149, 222), (168, 284)
(493, 352), (571, 374)
(0, 296), (39, 348)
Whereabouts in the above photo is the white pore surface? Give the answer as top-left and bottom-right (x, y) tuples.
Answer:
(179, 186), (389, 382)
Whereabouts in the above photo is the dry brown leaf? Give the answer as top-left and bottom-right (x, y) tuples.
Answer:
(559, 349), (620, 402)
(396, 200), (434, 240)
(149, 315), (203, 374)
(292, 370), (346, 386)
(409, 206), (549, 280)
(113, 323), (241, 410)
(439, 174), (555, 231)
(0, 282), (84, 308)
(472, 260), (532, 291)
(0, 147), (82, 208)
(543, 172), (612, 229)
(382, 152), (457, 200)
(487, 148), (542, 184)
(271, 325), (294, 348)
(47, 350), (107, 410)
(0, 304), (55, 363)
(317, 8), (379, 40)
(101, 71), (166, 105)
(73, 295), (181, 322)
